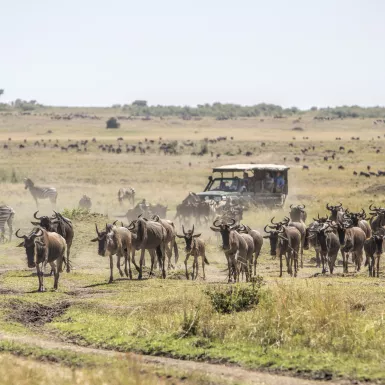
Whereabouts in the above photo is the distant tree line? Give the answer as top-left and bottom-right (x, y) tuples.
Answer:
(1, 91), (385, 119)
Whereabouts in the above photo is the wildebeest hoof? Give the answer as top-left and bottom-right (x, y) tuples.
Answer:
(138, 274), (142, 280)
(108, 278), (113, 283)
(66, 268), (70, 273)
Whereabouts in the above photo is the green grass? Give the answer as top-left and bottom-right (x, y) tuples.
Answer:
(1, 113), (385, 383)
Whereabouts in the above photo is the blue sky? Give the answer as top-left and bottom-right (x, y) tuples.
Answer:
(1, 0), (384, 108)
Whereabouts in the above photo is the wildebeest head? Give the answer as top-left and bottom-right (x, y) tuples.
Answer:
(326, 202), (343, 221)
(30, 211), (54, 231)
(263, 225), (279, 256)
(290, 204), (306, 222)
(176, 225), (201, 252)
(16, 228), (43, 268)
(91, 223), (113, 256)
(344, 209), (366, 227)
(210, 218), (236, 251)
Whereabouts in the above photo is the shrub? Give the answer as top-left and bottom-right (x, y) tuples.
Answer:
(106, 117), (120, 129)
(205, 276), (263, 314)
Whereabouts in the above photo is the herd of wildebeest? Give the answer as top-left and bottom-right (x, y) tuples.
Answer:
(1, 176), (385, 292)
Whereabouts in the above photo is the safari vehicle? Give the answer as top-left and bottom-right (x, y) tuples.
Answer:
(195, 164), (289, 207)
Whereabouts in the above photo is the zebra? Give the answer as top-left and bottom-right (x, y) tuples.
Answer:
(0, 205), (15, 242)
(23, 178), (58, 208)
(118, 187), (135, 206)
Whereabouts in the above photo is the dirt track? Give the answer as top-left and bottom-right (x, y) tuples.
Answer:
(0, 332), (357, 385)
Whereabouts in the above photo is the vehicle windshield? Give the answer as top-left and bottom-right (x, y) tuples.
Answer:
(208, 178), (240, 192)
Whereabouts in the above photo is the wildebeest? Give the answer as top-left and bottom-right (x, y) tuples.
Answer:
(337, 222), (366, 273)
(118, 187), (135, 206)
(237, 224), (263, 276)
(176, 225), (209, 280)
(289, 204), (307, 223)
(364, 232), (385, 277)
(31, 211), (73, 273)
(152, 214), (179, 268)
(210, 218), (250, 282)
(91, 223), (133, 283)
(0, 205), (15, 242)
(24, 178), (58, 208)
(79, 195), (92, 210)
(16, 228), (67, 292)
(369, 204), (385, 232)
(128, 217), (167, 279)
(309, 222), (340, 274)
(326, 203), (345, 224)
(264, 225), (300, 277)
(344, 209), (371, 239)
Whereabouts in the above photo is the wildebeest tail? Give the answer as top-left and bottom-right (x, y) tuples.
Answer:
(204, 256), (210, 265)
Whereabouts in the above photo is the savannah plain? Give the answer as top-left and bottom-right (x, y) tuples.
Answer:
(0, 109), (385, 384)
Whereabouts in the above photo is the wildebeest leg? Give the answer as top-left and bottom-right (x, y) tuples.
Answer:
(65, 245), (71, 273)
(36, 263), (45, 292)
(161, 244), (167, 279)
(166, 244), (173, 270)
(376, 254), (380, 278)
(108, 254), (114, 283)
(192, 255), (196, 280)
(125, 249), (132, 279)
(225, 253), (232, 283)
(342, 249), (348, 273)
(138, 249), (145, 280)
(201, 253), (206, 280)
(368, 255), (373, 277)
(321, 252), (326, 274)
(315, 248), (321, 268)
(116, 253), (124, 277)
(300, 239), (304, 269)
(184, 254), (190, 279)
(131, 250), (140, 273)
(279, 252), (283, 277)
(356, 250), (363, 272)
(0, 225), (4, 243)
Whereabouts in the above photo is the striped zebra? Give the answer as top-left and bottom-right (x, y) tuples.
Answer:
(118, 187), (135, 206)
(24, 178), (58, 208)
(0, 205), (15, 242)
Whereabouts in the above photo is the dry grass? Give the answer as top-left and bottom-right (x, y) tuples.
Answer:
(1, 110), (385, 382)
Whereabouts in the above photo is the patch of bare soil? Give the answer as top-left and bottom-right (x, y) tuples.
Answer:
(6, 299), (70, 327)
(363, 184), (385, 195)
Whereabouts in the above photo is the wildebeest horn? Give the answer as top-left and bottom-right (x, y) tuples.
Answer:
(182, 225), (187, 235)
(95, 223), (101, 236)
(137, 214), (143, 219)
(270, 217), (279, 225)
(191, 225), (195, 235)
(336, 203), (342, 208)
(113, 220), (118, 225)
(152, 214), (160, 222)
(299, 204), (305, 209)
(227, 218), (236, 226)
(290, 204), (293, 209)
(369, 203), (376, 211)
(213, 219), (222, 227)
(33, 211), (42, 220)
(326, 203), (331, 210)
(264, 225), (272, 234)
(15, 229), (26, 239)
(127, 221), (135, 230)
(34, 228), (43, 237)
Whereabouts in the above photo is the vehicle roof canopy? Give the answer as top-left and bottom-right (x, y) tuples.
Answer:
(212, 164), (289, 173)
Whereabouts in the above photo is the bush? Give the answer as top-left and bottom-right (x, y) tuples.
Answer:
(106, 117), (120, 129)
(205, 276), (263, 314)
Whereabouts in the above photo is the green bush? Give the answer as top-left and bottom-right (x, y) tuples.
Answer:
(205, 276), (263, 314)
